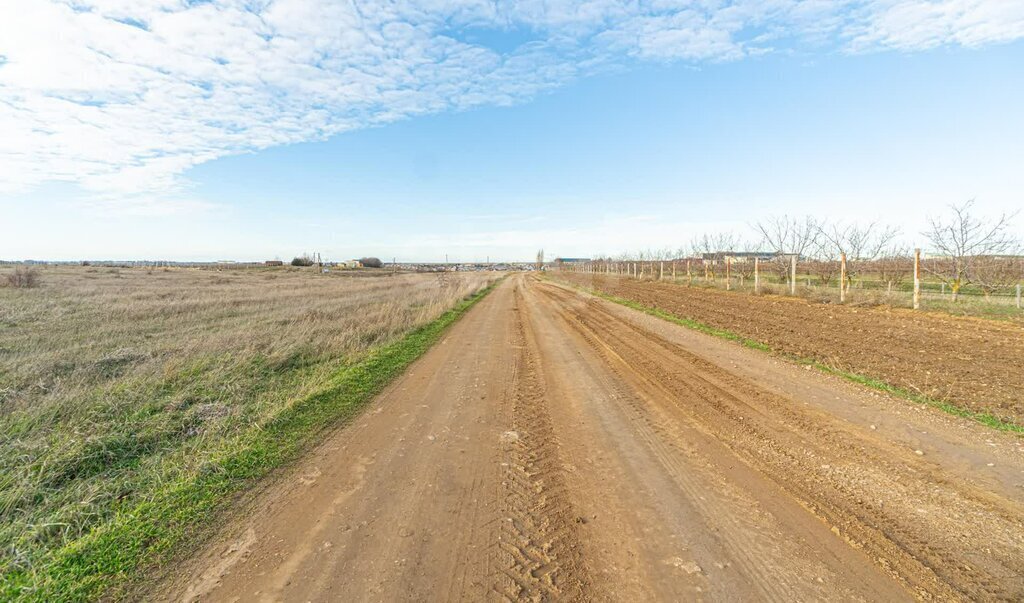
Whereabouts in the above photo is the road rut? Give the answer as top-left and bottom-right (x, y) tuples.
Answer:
(159, 275), (1024, 601)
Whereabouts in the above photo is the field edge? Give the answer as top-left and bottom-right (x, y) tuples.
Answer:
(0, 279), (503, 603)
(545, 275), (1024, 435)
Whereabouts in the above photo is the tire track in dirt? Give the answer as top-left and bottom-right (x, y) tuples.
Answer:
(490, 283), (591, 600)
(535, 279), (1024, 600)
(525, 280), (911, 601)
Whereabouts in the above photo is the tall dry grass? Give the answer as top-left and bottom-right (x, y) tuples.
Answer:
(0, 266), (496, 579)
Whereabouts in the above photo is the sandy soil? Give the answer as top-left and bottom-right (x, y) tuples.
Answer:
(155, 275), (1024, 602)
(555, 272), (1024, 424)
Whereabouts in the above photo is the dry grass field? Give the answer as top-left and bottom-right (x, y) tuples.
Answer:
(0, 265), (497, 599)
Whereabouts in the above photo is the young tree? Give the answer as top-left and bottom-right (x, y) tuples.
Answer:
(535, 249), (544, 271)
(754, 215), (819, 283)
(923, 201), (1019, 301)
(973, 256), (1022, 298)
(818, 221), (901, 286)
(730, 240), (760, 285)
(690, 232), (738, 280)
(874, 245), (912, 289)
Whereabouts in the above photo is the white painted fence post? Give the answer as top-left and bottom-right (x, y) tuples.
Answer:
(913, 248), (921, 310)
(790, 255), (797, 296)
(840, 252), (847, 303)
(754, 257), (760, 294)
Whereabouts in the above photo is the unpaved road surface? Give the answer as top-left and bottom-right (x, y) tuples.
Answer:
(159, 275), (1024, 602)
(555, 272), (1024, 423)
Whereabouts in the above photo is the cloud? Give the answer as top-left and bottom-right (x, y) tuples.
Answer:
(1, 0), (1021, 201)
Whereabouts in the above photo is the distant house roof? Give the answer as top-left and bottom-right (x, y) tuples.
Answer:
(700, 251), (777, 261)
(555, 257), (591, 263)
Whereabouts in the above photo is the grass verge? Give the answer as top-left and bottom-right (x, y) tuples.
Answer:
(0, 281), (500, 602)
(553, 278), (1024, 435)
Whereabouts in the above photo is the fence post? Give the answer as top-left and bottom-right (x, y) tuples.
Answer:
(687, 260), (692, 285)
(1017, 283), (1022, 309)
(790, 255), (797, 296)
(840, 252), (847, 303)
(726, 257), (732, 291)
(754, 257), (760, 294)
(913, 248), (921, 310)
(659, 261), (664, 280)
(672, 262), (676, 279)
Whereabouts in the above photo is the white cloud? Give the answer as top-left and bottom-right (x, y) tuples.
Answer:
(0, 0), (1021, 202)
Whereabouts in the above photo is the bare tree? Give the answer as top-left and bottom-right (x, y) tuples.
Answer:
(973, 256), (1022, 298)
(874, 245), (912, 288)
(690, 232), (738, 280)
(923, 201), (1020, 301)
(535, 249), (544, 271)
(754, 215), (819, 283)
(730, 240), (760, 284)
(819, 221), (901, 286)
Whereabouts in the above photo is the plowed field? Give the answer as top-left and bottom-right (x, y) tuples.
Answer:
(554, 272), (1024, 425)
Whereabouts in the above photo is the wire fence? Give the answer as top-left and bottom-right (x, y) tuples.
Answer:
(556, 255), (1024, 315)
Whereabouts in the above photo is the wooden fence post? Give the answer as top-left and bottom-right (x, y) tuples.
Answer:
(754, 257), (760, 294)
(790, 255), (797, 296)
(659, 261), (664, 280)
(726, 257), (732, 290)
(1016, 283), (1021, 309)
(687, 259), (692, 285)
(913, 248), (921, 310)
(840, 252), (847, 303)
(672, 262), (676, 279)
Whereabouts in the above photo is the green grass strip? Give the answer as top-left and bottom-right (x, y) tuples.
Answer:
(1, 281), (501, 602)
(555, 278), (1023, 435)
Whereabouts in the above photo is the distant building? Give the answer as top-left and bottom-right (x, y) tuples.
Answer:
(264, 260), (284, 266)
(555, 257), (591, 264)
(700, 251), (777, 263)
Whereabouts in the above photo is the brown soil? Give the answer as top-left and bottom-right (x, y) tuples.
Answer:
(555, 272), (1024, 425)
(154, 275), (1024, 602)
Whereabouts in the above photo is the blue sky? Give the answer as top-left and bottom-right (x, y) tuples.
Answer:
(1, 1), (1023, 262)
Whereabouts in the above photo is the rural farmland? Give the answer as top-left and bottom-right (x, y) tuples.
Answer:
(1, 260), (1022, 601)
(144, 273), (1023, 601)
(4, 2), (1024, 601)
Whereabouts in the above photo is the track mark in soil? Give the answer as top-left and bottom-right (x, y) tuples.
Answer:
(535, 280), (1024, 601)
(490, 285), (591, 601)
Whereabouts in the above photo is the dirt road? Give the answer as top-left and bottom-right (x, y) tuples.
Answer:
(160, 275), (1024, 602)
